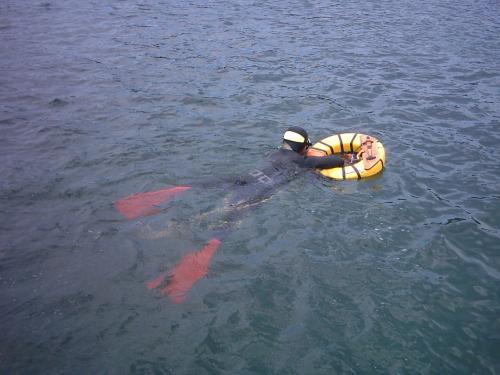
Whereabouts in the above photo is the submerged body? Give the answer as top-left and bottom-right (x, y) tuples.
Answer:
(142, 148), (344, 302)
(223, 148), (345, 211)
(115, 127), (345, 303)
(200, 148), (345, 235)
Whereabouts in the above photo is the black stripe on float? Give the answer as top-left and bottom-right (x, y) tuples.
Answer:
(338, 134), (345, 153)
(349, 133), (358, 153)
(319, 141), (334, 155)
(352, 164), (361, 179)
(342, 166), (346, 180)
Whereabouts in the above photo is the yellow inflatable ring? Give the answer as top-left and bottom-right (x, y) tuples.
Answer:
(306, 133), (386, 180)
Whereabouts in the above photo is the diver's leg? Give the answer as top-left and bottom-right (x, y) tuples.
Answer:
(146, 202), (249, 302)
(115, 177), (237, 220)
(139, 224), (172, 240)
(139, 194), (233, 240)
(138, 219), (191, 240)
(145, 186), (259, 302)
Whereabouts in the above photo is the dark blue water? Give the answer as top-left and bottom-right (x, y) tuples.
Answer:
(1, 0), (499, 373)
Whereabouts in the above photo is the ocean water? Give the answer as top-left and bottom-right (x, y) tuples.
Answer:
(1, 0), (499, 373)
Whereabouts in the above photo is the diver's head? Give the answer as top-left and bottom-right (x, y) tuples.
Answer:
(282, 126), (311, 154)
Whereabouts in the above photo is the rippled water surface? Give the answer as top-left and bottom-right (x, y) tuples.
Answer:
(1, 0), (499, 373)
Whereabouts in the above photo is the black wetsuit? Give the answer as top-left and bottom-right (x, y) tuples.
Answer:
(216, 148), (344, 225)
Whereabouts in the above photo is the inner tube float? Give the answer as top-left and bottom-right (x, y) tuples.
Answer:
(306, 133), (386, 180)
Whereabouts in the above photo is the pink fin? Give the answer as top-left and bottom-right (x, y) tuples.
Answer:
(114, 186), (191, 220)
(147, 238), (221, 303)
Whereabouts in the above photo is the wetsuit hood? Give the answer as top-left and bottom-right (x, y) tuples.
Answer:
(283, 126), (311, 153)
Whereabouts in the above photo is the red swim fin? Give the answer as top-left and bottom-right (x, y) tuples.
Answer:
(147, 238), (221, 303)
(114, 186), (191, 220)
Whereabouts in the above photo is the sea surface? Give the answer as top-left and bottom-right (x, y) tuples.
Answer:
(1, 0), (499, 373)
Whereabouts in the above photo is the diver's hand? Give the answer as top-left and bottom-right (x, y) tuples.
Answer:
(341, 153), (359, 165)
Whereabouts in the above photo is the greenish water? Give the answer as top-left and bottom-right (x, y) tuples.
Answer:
(1, 0), (499, 373)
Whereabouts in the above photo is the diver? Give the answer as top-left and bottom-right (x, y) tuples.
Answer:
(210, 126), (347, 226)
(114, 127), (350, 303)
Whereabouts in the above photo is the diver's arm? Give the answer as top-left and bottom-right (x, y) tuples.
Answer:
(302, 154), (345, 169)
